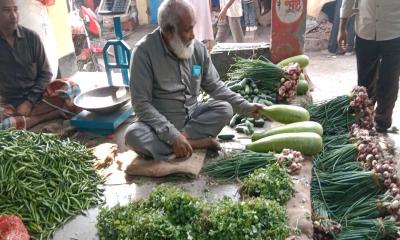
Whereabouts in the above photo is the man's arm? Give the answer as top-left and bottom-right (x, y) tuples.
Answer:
(17, 33), (52, 116)
(218, 0), (236, 20)
(130, 46), (181, 146)
(337, 0), (355, 53)
(26, 34), (52, 104)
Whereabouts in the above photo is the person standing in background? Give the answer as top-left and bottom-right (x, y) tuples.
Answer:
(242, 0), (257, 32)
(215, 0), (244, 43)
(187, 0), (214, 50)
(327, 0), (355, 54)
(338, 0), (400, 133)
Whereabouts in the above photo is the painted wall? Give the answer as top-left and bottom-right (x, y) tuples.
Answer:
(47, 0), (75, 58)
(135, 0), (167, 25)
(18, 0), (59, 78)
(136, 0), (149, 25)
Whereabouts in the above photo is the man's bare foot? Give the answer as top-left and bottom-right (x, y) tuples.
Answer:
(188, 137), (221, 151)
(25, 110), (64, 129)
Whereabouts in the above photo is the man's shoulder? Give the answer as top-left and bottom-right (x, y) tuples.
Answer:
(192, 39), (209, 60)
(135, 28), (161, 50)
(17, 25), (41, 40)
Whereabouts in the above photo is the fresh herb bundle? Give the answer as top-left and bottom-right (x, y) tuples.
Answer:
(144, 185), (206, 226)
(97, 203), (180, 240)
(207, 197), (291, 240)
(239, 164), (294, 204)
(97, 185), (206, 240)
(97, 185), (292, 240)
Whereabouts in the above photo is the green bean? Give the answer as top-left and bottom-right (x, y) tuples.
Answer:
(0, 129), (104, 240)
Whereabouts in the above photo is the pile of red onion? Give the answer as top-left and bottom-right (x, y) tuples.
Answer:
(313, 219), (341, 240)
(277, 148), (304, 174)
(349, 86), (375, 129)
(278, 62), (302, 102)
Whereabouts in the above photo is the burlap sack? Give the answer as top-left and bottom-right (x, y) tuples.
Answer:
(123, 150), (207, 178)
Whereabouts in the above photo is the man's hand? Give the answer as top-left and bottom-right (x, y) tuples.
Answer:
(16, 101), (33, 116)
(172, 134), (193, 158)
(218, 8), (228, 21)
(247, 103), (264, 118)
(337, 30), (348, 55)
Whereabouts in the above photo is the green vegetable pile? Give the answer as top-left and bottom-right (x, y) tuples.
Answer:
(97, 185), (206, 240)
(0, 129), (103, 239)
(227, 57), (282, 94)
(308, 87), (400, 239)
(202, 150), (279, 180)
(97, 185), (291, 240)
(223, 77), (276, 104)
(305, 86), (375, 135)
(207, 197), (290, 240)
(229, 113), (266, 136)
(240, 164), (294, 204)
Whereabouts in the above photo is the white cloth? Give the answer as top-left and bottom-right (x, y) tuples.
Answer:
(188, 0), (214, 41)
(17, 0), (58, 79)
(340, 0), (400, 41)
(220, 0), (243, 17)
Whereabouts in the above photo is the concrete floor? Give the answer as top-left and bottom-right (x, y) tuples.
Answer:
(52, 25), (400, 239)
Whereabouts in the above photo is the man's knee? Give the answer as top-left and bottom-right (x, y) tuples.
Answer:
(124, 122), (150, 148)
(212, 101), (234, 123)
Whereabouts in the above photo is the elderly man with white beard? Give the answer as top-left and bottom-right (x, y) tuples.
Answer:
(124, 0), (262, 160)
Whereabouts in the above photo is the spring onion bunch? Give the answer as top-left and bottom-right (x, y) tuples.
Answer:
(331, 192), (393, 221)
(316, 128), (384, 173)
(311, 170), (385, 209)
(305, 86), (375, 135)
(203, 149), (304, 180)
(333, 217), (399, 240)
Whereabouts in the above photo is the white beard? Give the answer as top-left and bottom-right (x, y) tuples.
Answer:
(169, 34), (194, 59)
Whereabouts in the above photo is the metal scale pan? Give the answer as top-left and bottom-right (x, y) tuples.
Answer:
(74, 85), (130, 113)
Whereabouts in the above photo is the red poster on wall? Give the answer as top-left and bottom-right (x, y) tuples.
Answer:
(271, 0), (307, 63)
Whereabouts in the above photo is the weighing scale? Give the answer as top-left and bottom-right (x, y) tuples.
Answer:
(70, 0), (133, 135)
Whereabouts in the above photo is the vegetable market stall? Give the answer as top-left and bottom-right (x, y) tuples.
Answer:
(3, 51), (398, 240)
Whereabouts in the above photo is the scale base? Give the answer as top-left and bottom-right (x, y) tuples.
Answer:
(71, 103), (134, 135)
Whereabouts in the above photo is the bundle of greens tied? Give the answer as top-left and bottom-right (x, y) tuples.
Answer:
(305, 86), (375, 135)
(0, 129), (104, 240)
(311, 123), (400, 239)
(315, 124), (384, 172)
(239, 163), (295, 204)
(97, 185), (291, 240)
(227, 57), (302, 102)
(203, 148), (304, 180)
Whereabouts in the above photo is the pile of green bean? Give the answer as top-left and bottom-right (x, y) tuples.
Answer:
(0, 129), (103, 240)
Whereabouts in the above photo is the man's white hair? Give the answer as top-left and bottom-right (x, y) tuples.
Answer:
(158, 0), (193, 33)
